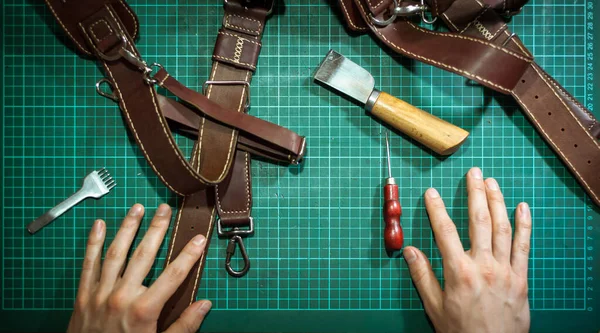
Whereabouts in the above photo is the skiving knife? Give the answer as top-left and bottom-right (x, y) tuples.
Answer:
(314, 50), (469, 155)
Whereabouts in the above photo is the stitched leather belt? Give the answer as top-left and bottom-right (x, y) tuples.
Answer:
(339, 0), (600, 207)
(42, 0), (305, 329)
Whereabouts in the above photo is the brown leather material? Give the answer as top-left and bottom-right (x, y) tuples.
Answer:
(338, 0), (369, 31)
(44, 0), (138, 56)
(158, 0), (274, 328)
(158, 94), (303, 163)
(214, 30), (262, 71)
(352, 0), (533, 93)
(366, 0), (394, 16)
(440, 0), (600, 205)
(512, 65), (600, 206)
(216, 150), (253, 227)
(154, 70), (305, 163)
(78, 5), (211, 195)
(157, 189), (216, 331)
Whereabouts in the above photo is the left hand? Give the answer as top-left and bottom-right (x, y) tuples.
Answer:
(67, 203), (212, 333)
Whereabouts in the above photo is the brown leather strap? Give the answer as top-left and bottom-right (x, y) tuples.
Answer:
(338, 0), (600, 206)
(158, 0), (274, 329)
(436, 0), (600, 205)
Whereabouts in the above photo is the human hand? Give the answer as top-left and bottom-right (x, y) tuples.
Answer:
(404, 167), (531, 333)
(67, 204), (212, 333)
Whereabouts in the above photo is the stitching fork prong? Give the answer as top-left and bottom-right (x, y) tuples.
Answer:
(101, 173), (112, 181)
(108, 183), (117, 191)
(104, 179), (116, 187)
(97, 168), (108, 177)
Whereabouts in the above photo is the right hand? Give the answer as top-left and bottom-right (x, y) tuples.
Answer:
(403, 167), (532, 333)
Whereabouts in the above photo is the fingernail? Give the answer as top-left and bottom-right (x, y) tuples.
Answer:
(156, 204), (170, 217)
(486, 178), (499, 191)
(403, 248), (418, 264)
(129, 204), (143, 217)
(426, 188), (439, 198)
(519, 202), (530, 218)
(192, 234), (206, 246)
(93, 220), (104, 235)
(197, 301), (212, 315)
(470, 167), (483, 179)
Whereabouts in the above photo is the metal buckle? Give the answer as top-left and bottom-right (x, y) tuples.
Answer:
(291, 137), (306, 165)
(218, 217), (254, 277)
(370, 0), (436, 27)
(92, 23), (163, 85)
(202, 80), (251, 110)
(217, 217), (254, 237)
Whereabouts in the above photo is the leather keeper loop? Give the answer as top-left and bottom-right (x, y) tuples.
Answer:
(213, 30), (262, 71)
(223, 0), (271, 36)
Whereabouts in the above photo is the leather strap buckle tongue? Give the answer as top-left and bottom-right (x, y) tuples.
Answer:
(218, 217), (254, 277)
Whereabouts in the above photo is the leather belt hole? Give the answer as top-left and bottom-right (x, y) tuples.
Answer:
(521, 79), (526, 83)
(535, 95), (539, 99)
(574, 144), (578, 148)
(561, 128), (565, 132)
(196, 206), (199, 209)
(191, 226), (195, 230)
(588, 160), (592, 164)
(548, 112), (552, 116)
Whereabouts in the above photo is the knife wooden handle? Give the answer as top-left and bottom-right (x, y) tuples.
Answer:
(369, 92), (469, 155)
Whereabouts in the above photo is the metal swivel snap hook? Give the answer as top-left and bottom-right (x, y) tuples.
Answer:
(225, 235), (250, 277)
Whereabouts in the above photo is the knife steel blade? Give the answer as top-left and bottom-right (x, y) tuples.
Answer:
(313, 50), (376, 105)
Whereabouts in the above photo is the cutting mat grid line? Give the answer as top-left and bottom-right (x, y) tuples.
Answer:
(1, 0), (597, 318)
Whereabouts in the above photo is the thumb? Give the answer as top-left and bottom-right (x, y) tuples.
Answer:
(163, 300), (212, 333)
(404, 246), (443, 319)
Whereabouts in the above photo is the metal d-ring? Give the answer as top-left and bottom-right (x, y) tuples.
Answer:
(370, 0), (400, 26)
(420, 0), (437, 24)
(95, 78), (119, 102)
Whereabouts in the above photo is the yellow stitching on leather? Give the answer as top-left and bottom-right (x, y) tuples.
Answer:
(45, 0), (91, 55)
(233, 37), (244, 63)
(89, 19), (114, 43)
(353, 1), (514, 92)
(79, 21), (184, 195)
(473, 20), (494, 40)
(339, 0), (368, 31)
(225, 14), (262, 34)
(512, 93), (600, 203)
(213, 55), (256, 69)
(190, 207), (215, 304)
(157, 72), (170, 86)
(502, 30), (531, 57)
(104, 9), (208, 191)
(215, 152), (251, 214)
(442, 13), (460, 31)
(369, 0), (385, 10)
(531, 65), (600, 149)
(115, 0), (138, 38)
(197, 62), (220, 163)
(406, 22), (532, 62)
(219, 32), (260, 45)
(166, 196), (187, 264)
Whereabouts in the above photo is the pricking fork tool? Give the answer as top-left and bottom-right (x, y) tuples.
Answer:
(27, 168), (116, 234)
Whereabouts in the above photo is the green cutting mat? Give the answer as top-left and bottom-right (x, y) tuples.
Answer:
(1, 0), (599, 332)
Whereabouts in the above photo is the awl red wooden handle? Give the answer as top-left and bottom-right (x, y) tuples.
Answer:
(383, 183), (403, 251)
